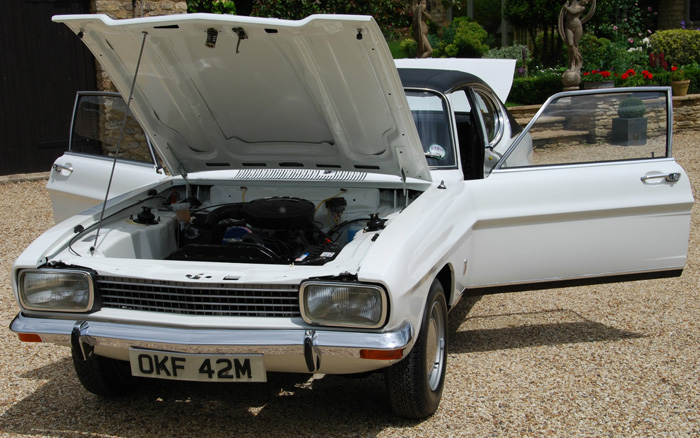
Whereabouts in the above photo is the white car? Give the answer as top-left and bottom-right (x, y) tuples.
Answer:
(10, 13), (693, 419)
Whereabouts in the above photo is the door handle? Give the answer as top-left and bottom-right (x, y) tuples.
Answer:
(641, 172), (681, 183)
(52, 163), (73, 174)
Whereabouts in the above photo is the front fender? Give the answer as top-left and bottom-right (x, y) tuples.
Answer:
(358, 182), (476, 330)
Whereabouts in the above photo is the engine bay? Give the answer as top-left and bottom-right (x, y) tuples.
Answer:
(168, 196), (349, 265)
(66, 183), (408, 266)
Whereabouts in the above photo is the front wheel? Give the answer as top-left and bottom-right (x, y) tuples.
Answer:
(386, 279), (448, 419)
(71, 349), (135, 397)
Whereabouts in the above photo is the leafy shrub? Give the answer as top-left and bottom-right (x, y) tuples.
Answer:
(616, 69), (655, 87)
(618, 97), (646, 119)
(581, 34), (651, 74)
(580, 34), (614, 71)
(684, 64), (700, 93)
(649, 30), (700, 66)
(252, 0), (319, 19)
(433, 18), (489, 59)
(251, 0), (410, 37)
(400, 39), (418, 58)
(587, 0), (656, 45)
(187, 0), (236, 14)
(485, 45), (529, 74)
(484, 45), (528, 60)
(508, 73), (563, 105)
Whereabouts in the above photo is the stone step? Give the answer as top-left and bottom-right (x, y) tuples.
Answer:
(530, 129), (590, 148)
(516, 115), (567, 131)
(508, 104), (540, 120)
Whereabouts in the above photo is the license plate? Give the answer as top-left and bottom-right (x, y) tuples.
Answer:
(129, 349), (266, 382)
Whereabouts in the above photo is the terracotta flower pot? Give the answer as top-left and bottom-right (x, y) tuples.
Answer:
(671, 79), (690, 96)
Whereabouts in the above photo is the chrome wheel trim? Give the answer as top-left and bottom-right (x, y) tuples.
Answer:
(425, 300), (446, 391)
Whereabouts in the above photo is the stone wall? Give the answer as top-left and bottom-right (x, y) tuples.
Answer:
(90, 0), (186, 162)
(91, 0), (187, 91)
(671, 94), (700, 131)
(510, 94), (700, 133)
(657, 0), (686, 30)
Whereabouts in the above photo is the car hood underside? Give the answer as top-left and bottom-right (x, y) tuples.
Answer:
(53, 13), (431, 182)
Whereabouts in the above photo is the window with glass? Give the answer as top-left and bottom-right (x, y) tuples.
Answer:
(499, 89), (670, 169)
(471, 88), (503, 147)
(70, 94), (154, 164)
(405, 90), (456, 168)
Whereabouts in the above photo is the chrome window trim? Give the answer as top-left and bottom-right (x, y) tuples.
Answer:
(69, 91), (160, 168)
(492, 156), (679, 175)
(495, 87), (674, 170)
(470, 84), (505, 149)
(403, 87), (459, 170)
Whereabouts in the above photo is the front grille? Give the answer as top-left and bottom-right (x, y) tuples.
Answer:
(97, 276), (300, 317)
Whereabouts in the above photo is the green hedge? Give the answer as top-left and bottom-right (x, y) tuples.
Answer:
(433, 18), (489, 58)
(508, 75), (563, 105)
(650, 30), (700, 66)
(688, 67), (700, 94)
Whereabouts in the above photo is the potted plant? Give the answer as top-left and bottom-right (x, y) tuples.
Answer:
(581, 69), (614, 89)
(670, 66), (690, 96)
(612, 97), (647, 146)
(617, 69), (655, 87)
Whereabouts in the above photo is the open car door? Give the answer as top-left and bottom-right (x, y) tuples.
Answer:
(46, 92), (164, 223)
(464, 87), (693, 291)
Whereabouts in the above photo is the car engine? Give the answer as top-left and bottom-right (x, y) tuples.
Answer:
(167, 196), (348, 265)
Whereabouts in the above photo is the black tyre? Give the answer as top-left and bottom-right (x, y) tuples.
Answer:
(386, 279), (448, 419)
(71, 348), (135, 396)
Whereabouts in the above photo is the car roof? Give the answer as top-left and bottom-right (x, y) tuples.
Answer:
(397, 68), (490, 94)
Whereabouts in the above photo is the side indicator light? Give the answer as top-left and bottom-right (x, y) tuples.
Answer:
(18, 333), (42, 343)
(360, 348), (404, 360)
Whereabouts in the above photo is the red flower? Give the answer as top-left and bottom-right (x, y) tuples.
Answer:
(621, 73), (629, 80)
(672, 66), (678, 72)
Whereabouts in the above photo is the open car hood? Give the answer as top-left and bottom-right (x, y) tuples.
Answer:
(53, 14), (431, 182)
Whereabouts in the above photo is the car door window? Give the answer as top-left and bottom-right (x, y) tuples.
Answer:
(499, 89), (669, 169)
(405, 90), (457, 168)
(71, 93), (154, 164)
(464, 88), (691, 290)
(471, 88), (504, 148)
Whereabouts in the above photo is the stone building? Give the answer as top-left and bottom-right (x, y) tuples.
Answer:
(657, 0), (700, 29)
(91, 0), (188, 90)
(92, 0), (187, 19)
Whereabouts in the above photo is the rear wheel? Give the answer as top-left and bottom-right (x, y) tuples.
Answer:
(386, 279), (448, 419)
(71, 349), (135, 396)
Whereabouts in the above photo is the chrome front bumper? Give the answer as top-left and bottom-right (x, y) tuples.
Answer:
(10, 313), (414, 374)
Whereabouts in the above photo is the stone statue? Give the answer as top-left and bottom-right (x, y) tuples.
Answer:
(558, 0), (596, 88)
(412, 0), (433, 58)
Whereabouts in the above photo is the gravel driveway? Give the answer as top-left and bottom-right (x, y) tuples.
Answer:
(1, 133), (698, 437)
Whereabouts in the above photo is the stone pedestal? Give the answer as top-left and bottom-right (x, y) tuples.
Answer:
(612, 117), (647, 146)
(562, 69), (581, 91)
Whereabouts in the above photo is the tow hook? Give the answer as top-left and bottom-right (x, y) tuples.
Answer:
(71, 321), (96, 361)
(304, 329), (321, 372)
